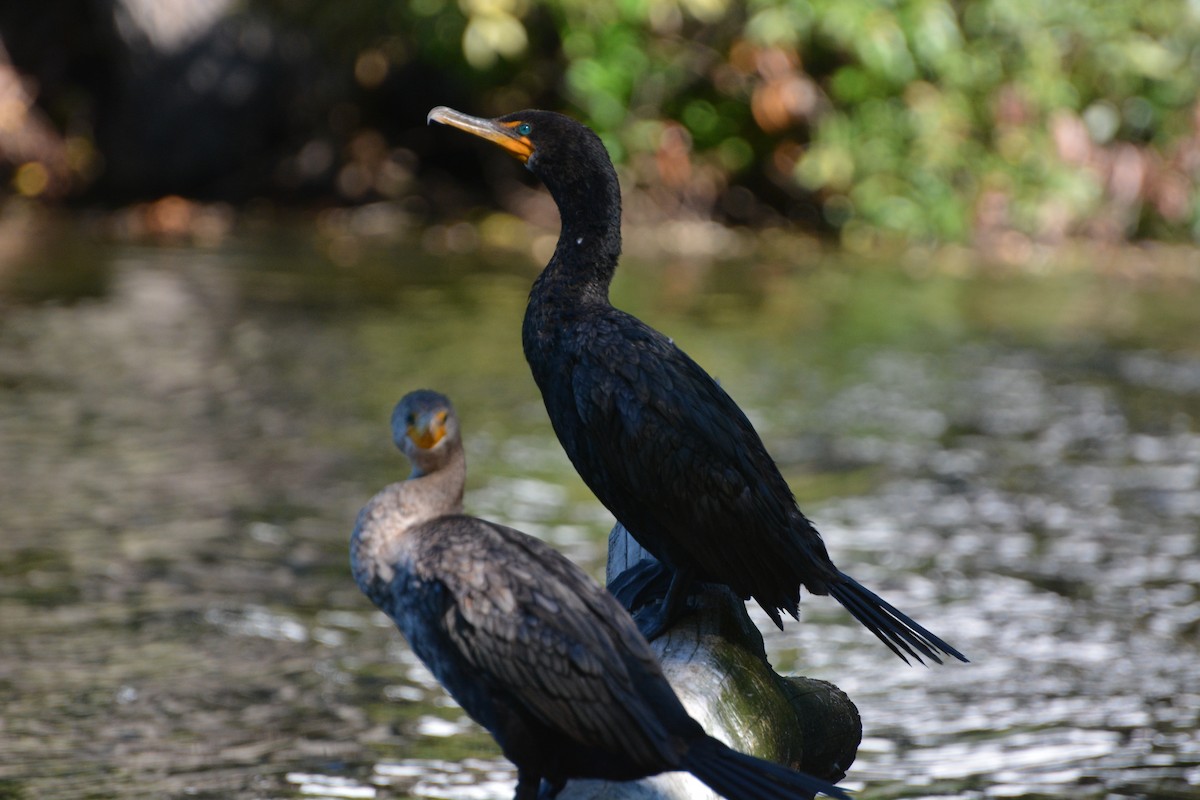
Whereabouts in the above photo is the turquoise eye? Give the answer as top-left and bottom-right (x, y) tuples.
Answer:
(516, 122), (532, 136)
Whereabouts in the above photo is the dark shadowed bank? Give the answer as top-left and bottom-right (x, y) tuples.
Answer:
(1, 0), (1198, 248)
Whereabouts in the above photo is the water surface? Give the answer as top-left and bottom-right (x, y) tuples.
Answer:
(1, 220), (1197, 799)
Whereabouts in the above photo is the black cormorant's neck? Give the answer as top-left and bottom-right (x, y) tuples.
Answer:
(533, 149), (622, 305)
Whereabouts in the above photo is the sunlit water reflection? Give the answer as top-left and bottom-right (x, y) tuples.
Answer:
(1, 226), (1197, 799)
(758, 347), (1200, 799)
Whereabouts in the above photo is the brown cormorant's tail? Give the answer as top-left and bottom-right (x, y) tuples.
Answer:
(828, 572), (968, 666)
(683, 735), (849, 800)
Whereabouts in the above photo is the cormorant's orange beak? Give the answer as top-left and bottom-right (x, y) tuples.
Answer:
(408, 410), (448, 450)
(428, 106), (534, 163)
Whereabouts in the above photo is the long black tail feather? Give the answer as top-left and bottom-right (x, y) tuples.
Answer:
(828, 572), (968, 666)
(683, 735), (850, 800)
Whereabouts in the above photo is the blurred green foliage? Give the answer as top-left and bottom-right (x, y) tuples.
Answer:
(260, 0), (1200, 245)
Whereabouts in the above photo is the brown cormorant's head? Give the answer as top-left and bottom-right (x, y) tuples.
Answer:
(391, 389), (460, 476)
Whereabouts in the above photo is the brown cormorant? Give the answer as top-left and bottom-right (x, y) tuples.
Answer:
(350, 389), (848, 800)
(427, 107), (967, 666)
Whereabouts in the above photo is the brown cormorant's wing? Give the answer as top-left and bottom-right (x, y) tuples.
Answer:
(418, 516), (685, 767)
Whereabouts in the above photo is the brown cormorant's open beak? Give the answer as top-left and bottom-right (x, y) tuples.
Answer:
(427, 106), (534, 163)
(408, 410), (448, 450)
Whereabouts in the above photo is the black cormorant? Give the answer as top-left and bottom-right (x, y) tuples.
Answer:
(350, 389), (848, 800)
(427, 107), (967, 666)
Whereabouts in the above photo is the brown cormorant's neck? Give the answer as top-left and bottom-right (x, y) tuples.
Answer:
(407, 440), (466, 483)
(350, 448), (466, 590)
(405, 444), (466, 511)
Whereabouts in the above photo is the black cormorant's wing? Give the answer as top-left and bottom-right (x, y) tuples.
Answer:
(417, 516), (685, 767)
(567, 311), (825, 609)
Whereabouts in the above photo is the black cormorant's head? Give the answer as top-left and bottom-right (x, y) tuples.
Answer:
(427, 106), (621, 237)
(391, 389), (461, 477)
(427, 106), (608, 173)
